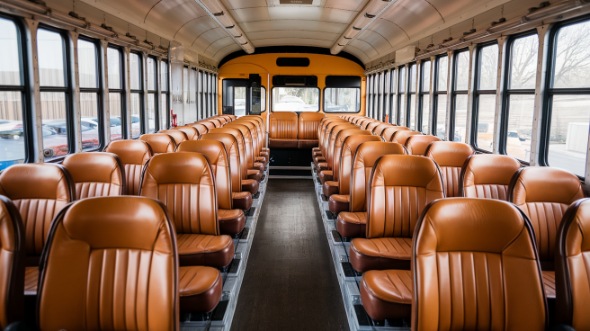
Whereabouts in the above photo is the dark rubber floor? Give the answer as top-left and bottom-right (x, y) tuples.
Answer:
(231, 179), (349, 331)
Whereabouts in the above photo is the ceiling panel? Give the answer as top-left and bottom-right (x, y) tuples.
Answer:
(245, 20), (344, 34)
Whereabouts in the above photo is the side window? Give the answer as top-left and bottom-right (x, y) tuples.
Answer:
(452, 50), (469, 143)
(419, 60), (431, 133)
(78, 38), (101, 151)
(545, 20), (590, 176)
(0, 17), (26, 169)
(504, 34), (538, 161)
(129, 52), (143, 138)
(107, 46), (124, 140)
(434, 55), (448, 139)
(474, 43), (498, 151)
(324, 76), (361, 113)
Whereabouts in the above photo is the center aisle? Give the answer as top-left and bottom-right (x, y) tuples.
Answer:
(231, 179), (349, 331)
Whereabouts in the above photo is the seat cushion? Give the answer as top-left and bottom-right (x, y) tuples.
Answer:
(319, 170), (333, 184)
(25, 267), (38, 296)
(255, 156), (268, 165)
(177, 234), (234, 268)
(232, 191), (253, 211)
(322, 180), (339, 198)
(543, 270), (556, 299)
(361, 269), (412, 321)
(329, 194), (350, 215)
(269, 139), (298, 149)
(253, 162), (265, 172)
(298, 139), (319, 149)
(349, 237), (412, 272)
(179, 266), (223, 313)
(242, 179), (259, 195)
(315, 161), (329, 172)
(336, 212), (367, 239)
(247, 169), (262, 182)
(218, 208), (246, 236)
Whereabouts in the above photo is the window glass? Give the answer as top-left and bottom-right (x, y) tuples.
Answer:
(130, 53), (141, 90)
(78, 39), (97, 88)
(324, 88), (360, 113)
(130, 94), (141, 138)
(420, 61), (431, 133)
(107, 47), (121, 89)
(161, 61), (168, 91)
(455, 51), (469, 91)
(147, 57), (156, 91)
(108, 92), (123, 141)
(160, 93), (167, 129)
(147, 94), (155, 132)
(0, 19), (21, 86)
(234, 86), (246, 116)
(272, 87), (319, 112)
(506, 95), (534, 160)
(80, 93), (99, 151)
(398, 67), (406, 125)
(261, 86), (266, 111)
(479, 44), (498, 90)
(476, 95), (496, 150)
(0, 18), (25, 169)
(546, 20), (590, 176)
(454, 95), (467, 142)
(475, 44), (498, 151)
(41, 92), (68, 159)
(437, 55), (448, 91)
(509, 35), (539, 89)
(38, 29), (65, 87)
(436, 95), (447, 139)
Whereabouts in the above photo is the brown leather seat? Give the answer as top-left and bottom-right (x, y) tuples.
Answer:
(198, 120), (216, 131)
(269, 112), (299, 148)
(140, 153), (235, 268)
(0, 164), (74, 299)
(322, 128), (370, 198)
(425, 141), (474, 197)
(318, 123), (356, 184)
(192, 123), (209, 136)
(140, 133), (176, 154)
(177, 140), (246, 236)
(381, 126), (408, 142)
(391, 130), (422, 146)
(365, 121), (381, 134)
(225, 123), (264, 178)
(372, 123), (393, 136)
(201, 132), (259, 198)
(233, 119), (267, 165)
(174, 126), (199, 140)
(460, 154), (521, 200)
(408, 198), (547, 330)
(313, 119), (349, 171)
(335, 142), (406, 239)
(0, 195), (24, 328)
(556, 198), (590, 329)
(349, 155), (444, 272)
(37, 196), (221, 329)
(297, 112), (325, 149)
(62, 152), (125, 199)
(404, 134), (440, 155)
(509, 167), (584, 300)
(105, 139), (153, 195)
(328, 135), (382, 215)
(160, 129), (188, 146)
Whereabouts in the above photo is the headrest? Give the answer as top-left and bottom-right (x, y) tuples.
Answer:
(177, 140), (226, 165)
(0, 164), (72, 201)
(355, 142), (406, 167)
(426, 141), (474, 167)
(105, 140), (152, 165)
(510, 167), (583, 204)
(143, 152), (212, 185)
(463, 154), (521, 185)
(371, 155), (443, 190)
(63, 153), (122, 183)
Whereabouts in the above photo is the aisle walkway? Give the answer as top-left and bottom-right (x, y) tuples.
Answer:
(231, 179), (349, 331)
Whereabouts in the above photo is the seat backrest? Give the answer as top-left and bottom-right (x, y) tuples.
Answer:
(360, 119), (375, 131)
(331, 128), (370, 181)
(209, 128), (249, 180)
(192, 123), (209, 136)
(392, 130), (422, 145)
(349, 142), (406, 212)
(412, 198), (546, 331)
(381, 126), (408, 141)
(366, 155), (444, 238)
(326, 123), (356, 170)
(269, 112), (298, 139)
(200, 133), (243, 191)
(38, 196), (178, 331)
(556, 198), (590, 329)
(160, 129), (188, 146)
(372, 122), (393, 136)
(320, 119), (348, 155)
(0, 164), (73, 258)
(404, 134), (441, 155)
(0, 195), (24, 329)
(226, 123), (255, 167)
(140, 153), (218, 235)
(173, 126), (198, 141)
(63, 152), (125, 200)
(460, 154), (521, 200)
(509, 167), (584, 266)
(365, 121), (381, 134)
(177, 140), (233, 210)
(425, 141), (474, 197)
(105, 139), (153, 195)
(198, 120), (216, 131)
(140, 133), (176, 154)
(234, 119), (261, 157)
(338, 135), (382, 195)
(298, 112), (324, 140)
